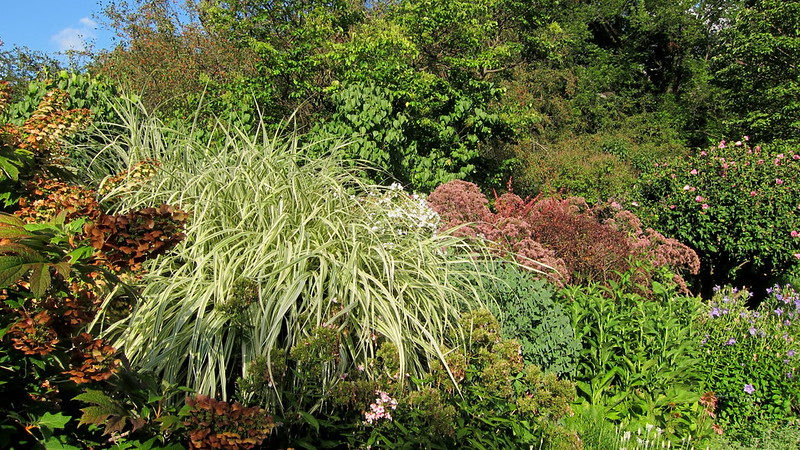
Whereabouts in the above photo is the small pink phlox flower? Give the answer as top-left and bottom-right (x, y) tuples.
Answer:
(695, 195), (704, 202)
(718, 141), (726, 149)
(791, 230), (799, 238)
(700, 150), (708, 156)
(777, 179), (784, 185)
(795, 253), (800, 260)
(744, 135), (750, 141)
(690, 169), (699, 175)
(702, 204), (709, 210)
(735, 141), (742, 146)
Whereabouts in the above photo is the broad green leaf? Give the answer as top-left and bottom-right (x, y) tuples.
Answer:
(35, 412), (72, 430)
(29, 263), (51, 297)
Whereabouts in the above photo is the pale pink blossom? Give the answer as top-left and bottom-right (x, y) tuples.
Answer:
(702, 204), (710, 210)
(695, 195), (704, 202)
(690, 169), (699, 175)
(777, 179), (784, 185)
(792, 230), (799, 238)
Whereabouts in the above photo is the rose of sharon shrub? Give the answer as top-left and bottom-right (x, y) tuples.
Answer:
(636, 138), (800, 296)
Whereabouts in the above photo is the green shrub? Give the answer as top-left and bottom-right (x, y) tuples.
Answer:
(562, 269), (707, 440)
(635, 139), (800, 295)
(234, 309), (578, 448)
(475, 261), (580, 376)
(697, 284), (800, 444)
(312, 81), (513, 191)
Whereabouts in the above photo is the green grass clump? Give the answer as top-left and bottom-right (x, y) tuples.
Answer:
(83, 101), (490, 409)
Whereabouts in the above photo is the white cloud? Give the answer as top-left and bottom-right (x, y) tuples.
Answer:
(79, 17), (98, 28)
(51, 17), (97, 52)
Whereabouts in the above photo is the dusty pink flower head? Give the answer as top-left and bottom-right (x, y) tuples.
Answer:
(701, 204), (709, 210)
(683, 185), (692, 191)
(795, 253), (800, 260)
(690, 169), (699, 175)
(695, 195), (704, 202)
(718, 141), (726, 149)
(744, 135), (749, 141)
(750, 191), (758, 196)
(735, 141), (742, 146)
(792, 230), (800, 238)
(777, 179), (784, 185)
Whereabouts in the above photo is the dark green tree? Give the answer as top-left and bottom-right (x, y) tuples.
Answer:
(712, 0), (800, 142)
(0, 44), (63, 103)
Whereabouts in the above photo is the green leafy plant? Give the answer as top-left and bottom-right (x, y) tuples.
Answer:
(466, 261), (580, 376)
(563, 268), (707, 441)
(697, 284), (800, 444)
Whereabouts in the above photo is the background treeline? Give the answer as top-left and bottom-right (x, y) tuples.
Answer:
(5, 0), (799, 195)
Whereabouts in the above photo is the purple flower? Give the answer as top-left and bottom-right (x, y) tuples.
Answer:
(789, 350), (796, 357)
(749, 327), (758, 336)
(776, 308), (784, 316)
(725, 338), (736, 345)
(710, 307), (721, 318)
(744, 384), (755, 394)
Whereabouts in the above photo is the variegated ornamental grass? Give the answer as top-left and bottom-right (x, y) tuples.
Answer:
(82, 102), (492, 407)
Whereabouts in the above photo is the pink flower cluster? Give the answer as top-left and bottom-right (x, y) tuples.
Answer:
(364, 390), (398, 425)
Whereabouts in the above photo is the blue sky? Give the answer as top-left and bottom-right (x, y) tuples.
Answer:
(0, 0), (115, 55)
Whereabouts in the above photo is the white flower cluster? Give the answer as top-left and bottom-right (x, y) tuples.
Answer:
(364, 182), (440, 240)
